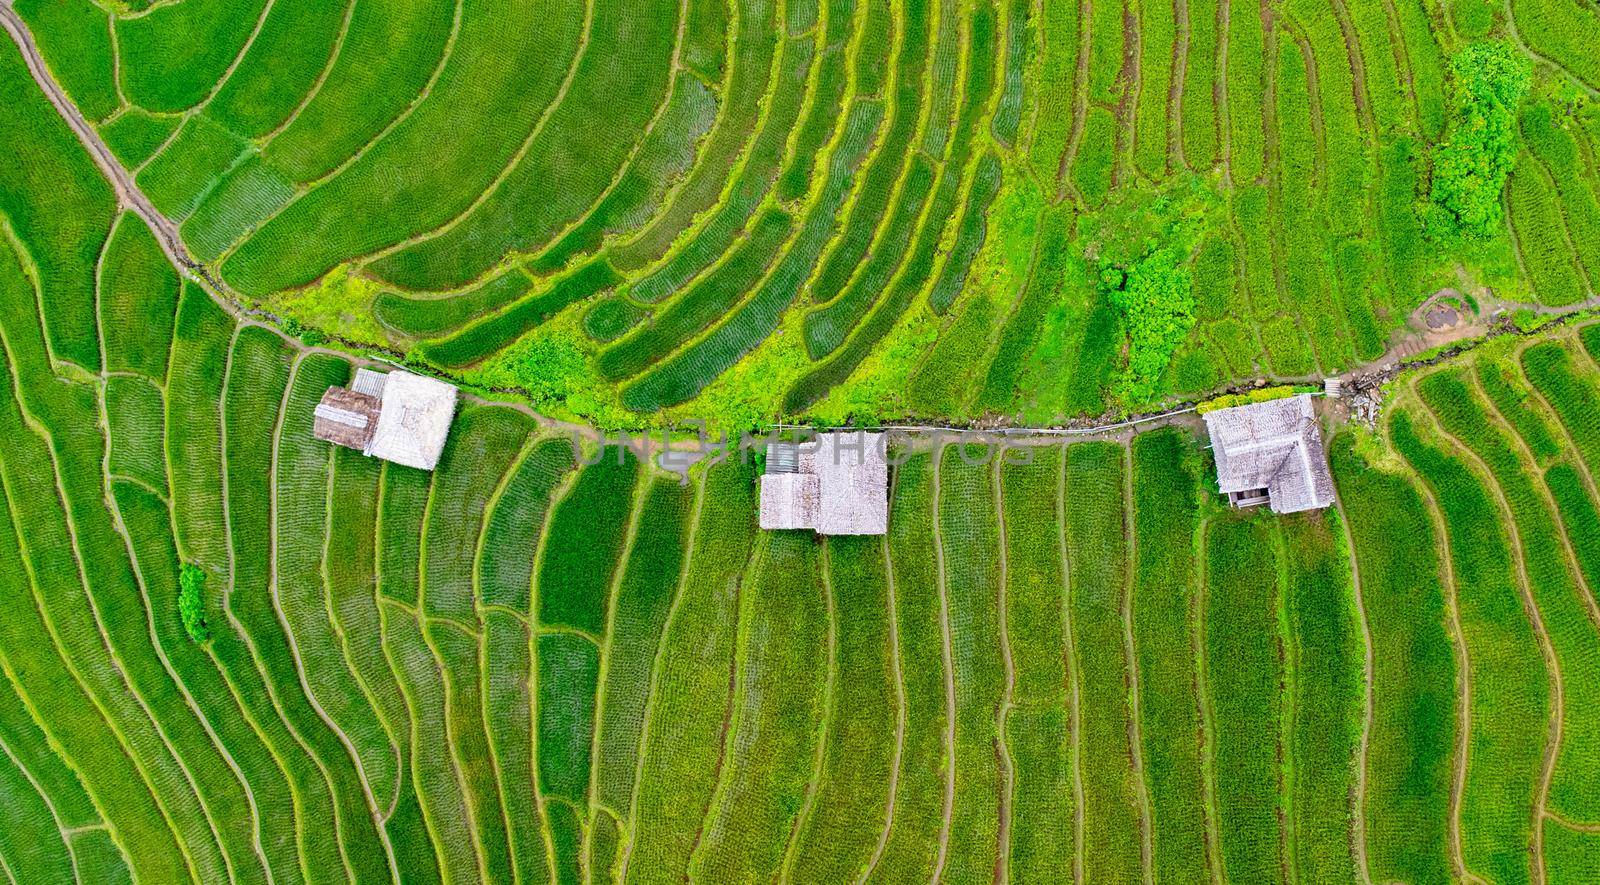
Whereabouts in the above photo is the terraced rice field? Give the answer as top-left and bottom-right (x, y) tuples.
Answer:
(10, 0), (1600, 428)
(6, 52), (1600, 875)
(6, 175), (1600, 878)
(10, 1), (1600, 883)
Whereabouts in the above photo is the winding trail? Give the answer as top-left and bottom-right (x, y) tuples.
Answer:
(0, 2), (208, 286)
(1399, 385), (1476, 885)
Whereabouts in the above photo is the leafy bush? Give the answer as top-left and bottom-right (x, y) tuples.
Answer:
(1426, 43), (1532, 239)
(1196, 384), (1313, 413)
(1102, 249), (1196, 404)
(178, 563), (211, 643)
(1080, 177), (1219, 407)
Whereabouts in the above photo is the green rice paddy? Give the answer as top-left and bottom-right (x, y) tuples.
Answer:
(6, 0), (1600, 881)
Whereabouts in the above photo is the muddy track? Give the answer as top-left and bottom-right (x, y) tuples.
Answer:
(1397, 385), (1476, 884)
(1055, 0), (1097, 200)
(1330, 491), (1377, 885)
(1110, 1), (1141, 189)
(1169, 0), (1192, 172)
(1419, 387), (1559, 885)
(0, 4), (215, 289)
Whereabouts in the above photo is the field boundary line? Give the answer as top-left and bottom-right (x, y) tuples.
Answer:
(1270, 519), (1299, 883)
(1331, 486), (1376, 885)
(957, 197), (1049, 423)
(187, 0), (280, 116)
(0, 417), (204, 882)
(320, 445), (406, 817)
(1192, 516), (1225, 885)
(1425, 374), (1566, 885)
(270, 352), (401, 881)
(1474, 355), (1600, 640)
(509, 0), (700, 279)
(601, 0), (883, 386)
(992, 455), (1017, 883)
(1520, 335), (1600, 624)
(683, 528), (770, 877)
(1503, 0), (1600, 101)
(1054, 0), (1093, 199)
(1122, 443), (1156, 885)
(374, 597), (453, 880)
(1394, 386), (1477, 884)
(1109, 0), (1141, 189)
(369, 462), (415, 825)
(1059, 441), (1087, 885)
(610, 0), (768, 261)
(1214, 0), (1233, 185)
(585, 461), (655, 876)
(862, 475), (909, 879)
(0, 241), (240, 879)
(272, 0), (466, 190)
(213, 322), (338, 884)
(800, 0), (924, 314)
(616, 462), (708, 880)
(465, 434), (538, 879)
(209, 0), (473, 260)
(568, 0), (788, 296)
(525, 459), (583, 881)
(103, 477), (273, 882)
(97, 371), (275, 881)
(0, 714), (93, 883)
(256, 0), (361, 144)
(930, 444), (957, 881)
(411, 436), (498, 883)
(1170, 0), (1193, 173)
(353, 0), (620, 268)
(1545, 810), (1600, 834)
(779, 528), (840, 882)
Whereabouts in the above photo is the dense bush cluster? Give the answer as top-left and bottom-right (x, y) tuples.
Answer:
(178, 562), (211, 643)
(1427, 43), (1533, 239)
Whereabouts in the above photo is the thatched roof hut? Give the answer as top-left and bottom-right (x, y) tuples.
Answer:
(1203, 393), (1334, 514)
(313, 369), (458, 471)
(760, 432), (888, 535)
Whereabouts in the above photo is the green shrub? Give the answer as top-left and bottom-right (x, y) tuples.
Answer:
(1100, 251), (1193, 404)
(1426, 43), (1533, 239)
(1081, 177), (1219, 406)
(1196, 384), (1313, 413)
(178, 563), (210, 643)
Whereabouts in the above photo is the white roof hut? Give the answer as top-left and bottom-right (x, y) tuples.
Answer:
(314, 368), (458, 471)
(759, 431), (888, 535)
(1203, 393), (1335, 514)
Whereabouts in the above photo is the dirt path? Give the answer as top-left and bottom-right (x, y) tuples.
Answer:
(1398, 385), (1476, 885)
(1421, 388), (1559, 885)
(991, 459), (1017, 885)
(929, 446), (958, 882)
(1110, 1), (1141, 189)
(0, 3), (213, 286)
(1330, 493), (1376, 885)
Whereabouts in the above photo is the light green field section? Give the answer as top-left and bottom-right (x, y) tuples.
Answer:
(9, 0), (1598, 430)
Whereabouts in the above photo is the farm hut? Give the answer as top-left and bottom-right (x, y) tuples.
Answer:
(1202, 393), (1335, 514)
(759, 431), (888, 535)
(313, 368), (459, 471)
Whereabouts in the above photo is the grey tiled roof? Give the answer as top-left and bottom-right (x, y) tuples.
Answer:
(1203, 394), (1335, 514)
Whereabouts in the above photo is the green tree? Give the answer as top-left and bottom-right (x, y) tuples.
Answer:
(1428, 42), (1533, 239)
(179, 563), (211, 643)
